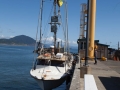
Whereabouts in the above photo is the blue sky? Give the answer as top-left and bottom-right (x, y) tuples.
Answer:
(0, 0), (120, 48)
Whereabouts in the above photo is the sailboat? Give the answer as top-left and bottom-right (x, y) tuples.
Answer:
(30, 0), (74, 90)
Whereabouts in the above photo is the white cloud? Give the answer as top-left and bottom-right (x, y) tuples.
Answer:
(46, 37), (54, 42)
(0, 35), (5, 38)
(42, 36), (53, 42)
(42, 37), (63, 42)
(42, 36), (77, 45)
(0, 35), (14, 39)
(72, 41), (77, 44)
(57, 38), (62, 42)
(10, 36), (14, 38)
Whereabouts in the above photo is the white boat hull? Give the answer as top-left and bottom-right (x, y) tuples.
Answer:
(30, 65), (70, 90)
(34, 75), (67, 90)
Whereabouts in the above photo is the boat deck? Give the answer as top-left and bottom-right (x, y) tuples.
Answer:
(37, 55), (68, 61)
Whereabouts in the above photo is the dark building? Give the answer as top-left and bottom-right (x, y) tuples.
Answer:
(96, 43), (109, 59)
(108, 48), (116, 59)
(78, 39), (109, 59)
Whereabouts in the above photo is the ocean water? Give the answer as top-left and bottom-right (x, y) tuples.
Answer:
(0, 45), (77, 90)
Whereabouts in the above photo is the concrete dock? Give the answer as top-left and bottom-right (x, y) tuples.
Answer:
(69, 60), (120, 90)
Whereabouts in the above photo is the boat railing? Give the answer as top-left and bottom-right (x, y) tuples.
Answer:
(33, 59), (37, 70)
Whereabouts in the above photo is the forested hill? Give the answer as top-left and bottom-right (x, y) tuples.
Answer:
(0, 35), (36, 45)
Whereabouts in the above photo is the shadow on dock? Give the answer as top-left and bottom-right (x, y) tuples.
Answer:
(99, 76), (120, 90)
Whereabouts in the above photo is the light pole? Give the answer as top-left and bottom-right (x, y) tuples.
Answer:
(84, 0), (89, 66)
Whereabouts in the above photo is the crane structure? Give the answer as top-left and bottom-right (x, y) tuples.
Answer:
(79, 3), (87, 39)
(78, 0), (96, 61)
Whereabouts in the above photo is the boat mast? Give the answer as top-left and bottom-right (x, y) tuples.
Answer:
(40, 0), (44, 44)
(54, 0), (57, 49)
(64, 1), (69, 53)
(50, 0), (63, 54)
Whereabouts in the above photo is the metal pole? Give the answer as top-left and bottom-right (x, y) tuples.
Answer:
(84, 0), (89, 66)
(88, 0), (96, 58)
(118, 41), (119, 50)
(65, 1), (69, 53)
(40, 0), (44, 44)
(54, 0), (57, 51)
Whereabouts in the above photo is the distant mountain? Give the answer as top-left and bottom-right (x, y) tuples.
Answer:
(0, 35), (36, 45)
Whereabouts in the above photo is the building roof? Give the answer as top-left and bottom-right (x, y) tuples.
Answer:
(97, 43), (109, 47)
(108, 48), (116, 50)
(78, 39), (109, 47)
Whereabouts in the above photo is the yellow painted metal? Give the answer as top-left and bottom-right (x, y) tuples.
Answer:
(57, 0), (63, 7)
(94, 45), (98, 49)
(88, 0), (96, 58)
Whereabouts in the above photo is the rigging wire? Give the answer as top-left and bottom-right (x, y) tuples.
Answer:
(42, 4), (54, 38)
(32, 0), (42, 69)
(57, 6), (65, 44)
(35, 2), (41, 50)
(59, 15), (66, 49)
(36, 0), (53, 47)
(64, 0), (69, 53)
(39, 0), (44, 44)
(43, 4), (54, 45)
(112, 2), (120, 11)
(36, 0), (68, 48)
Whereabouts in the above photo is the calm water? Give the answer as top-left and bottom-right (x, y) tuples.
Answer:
(0, 45), (77, 90)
